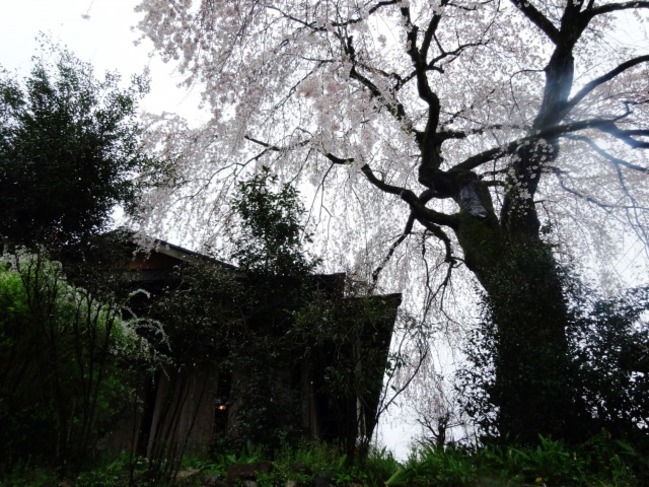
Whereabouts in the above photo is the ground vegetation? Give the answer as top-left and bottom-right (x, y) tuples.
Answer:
(0, 251), (152, 477)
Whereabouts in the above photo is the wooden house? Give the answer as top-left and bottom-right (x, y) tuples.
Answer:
(101, 233), (401, 459)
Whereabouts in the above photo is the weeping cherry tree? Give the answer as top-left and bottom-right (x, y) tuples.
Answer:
(134, 0), (649, 442)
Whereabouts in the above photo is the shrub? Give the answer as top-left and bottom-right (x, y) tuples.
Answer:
(0, 251), (145, 476)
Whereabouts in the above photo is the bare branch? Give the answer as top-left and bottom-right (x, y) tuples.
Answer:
(587, 1), (649, 18)
(549, 166), (649, 211)
(418, 219), (456, 265)
(567, 135), (649, 173)
(321, 151), (354, 165)
(420, 2), (446, 61)
(453, 116), (649, 172)
(400, 6), (437, 106)
(428, 39), (487, 69)
(345, 36), (409, 124)
(360, 164), (459, 228)
(320, 150), (460, 229)
(568, 55), (649, 111)
(599, 125), (649, 149)
(372, 212), (415, 284)
(244, 135), (281, 151)
(419, 228), (457, 317)
(272, 1), (402, 30)
(509, 0), (560, 43)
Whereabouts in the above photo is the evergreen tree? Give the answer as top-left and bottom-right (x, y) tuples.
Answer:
(0, 43), (155, 249)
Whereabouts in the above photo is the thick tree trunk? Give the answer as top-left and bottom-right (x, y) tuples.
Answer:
(482, 242), (575, 443)
(454, 192), (577, 443)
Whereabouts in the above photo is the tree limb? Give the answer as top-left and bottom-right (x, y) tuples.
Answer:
(344, 36), (409, 124)
(360, 163), (459, 228)
(567, 55), (649, 111)
(453, 116), (649, 172)
(549, 166), (649, 211)
(586, 1), (649, 18)
(509, 0), (560, 43)
(372, 212), (415, 284)
(566, 135), (649, 173)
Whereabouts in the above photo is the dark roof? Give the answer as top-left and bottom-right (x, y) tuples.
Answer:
(107, 229), (400, 305)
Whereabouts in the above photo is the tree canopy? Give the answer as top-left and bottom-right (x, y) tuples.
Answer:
(136, 0), (648, 264)
(230, 166), (320, 280)
(0, 44), (155, 249)
(134, 0), (649, 442)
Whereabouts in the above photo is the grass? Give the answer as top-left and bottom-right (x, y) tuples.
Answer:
(387, 433), (644, 487)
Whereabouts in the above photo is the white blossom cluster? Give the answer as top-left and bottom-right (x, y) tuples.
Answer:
(133, 0), (649, 316)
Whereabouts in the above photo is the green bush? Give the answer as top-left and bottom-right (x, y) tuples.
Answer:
(0, 41), (157, 249)
(4, 435), (641, 486)
(387, 434), (642, 487)
(459, 279), (649, 448)
(74, 452), (155, 487)
(195, 441), (396, 486)
(0, 251), (145, 476)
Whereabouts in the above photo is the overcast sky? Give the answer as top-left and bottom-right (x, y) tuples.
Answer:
(0, 0), (206, 121)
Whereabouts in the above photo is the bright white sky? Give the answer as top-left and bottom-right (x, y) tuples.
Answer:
(0, 0), (207, 122)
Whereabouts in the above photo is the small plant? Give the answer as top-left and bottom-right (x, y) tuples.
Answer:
(387, 434), (644, 487)
(0, 463), (59, 487)
(387, 444), (477, 487)
(75, 452), (150, 487)
(271, 440), (346, 483)
(361, 447), (402, 485)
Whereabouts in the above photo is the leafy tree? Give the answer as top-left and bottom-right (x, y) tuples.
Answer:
(136, 1), (649, 442)
(457, 309), (500, 441)
(570, 286), (649, 443)
(147, 171), (319, 460)
(459, 281), (649, 445)
(0, 43), (155, 249)
(151, 172), (396, 463)
(231, 166), (320, 283)
(223, 169), (320, 447)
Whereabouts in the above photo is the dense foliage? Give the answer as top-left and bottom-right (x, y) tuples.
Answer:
(3, 10), (649, 483)
(0, 43), (155, 249)
(387, 434), (646, 487)
(4, 435), (646, 487)
(144, 171), (396, 475)
(459, 280), (649, 447)
(150, 170), (320, 452)
(231, 166), (320, 281)
(0, 251), (145, 476)
(570, 286), (649, 444)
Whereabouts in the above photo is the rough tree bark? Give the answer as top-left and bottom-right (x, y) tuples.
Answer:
(456, 205), (575, 441)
